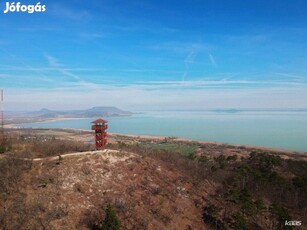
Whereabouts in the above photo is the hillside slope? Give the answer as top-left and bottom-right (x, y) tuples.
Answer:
(1, 150), (208, 229)
(1, 130), (306, 229)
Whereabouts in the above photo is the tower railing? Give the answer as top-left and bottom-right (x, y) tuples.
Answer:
(91, 124), (108, 130)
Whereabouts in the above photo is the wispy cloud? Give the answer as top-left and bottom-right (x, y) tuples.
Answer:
(134, 79), (307, 90)
(44, 54), (101, 89)
(0, 66), (103, 72)
(5, 83), (307, 111)
(0, 46), (56, 84)
(185, 51), (197, 64)
(0, 74), (54, 83)
(182, 50), (197, 81)
(208, 53), (217, 68)
(45, 54), (63, 69)
(148, 41), (217, 81)
(273, 72), (306, 81)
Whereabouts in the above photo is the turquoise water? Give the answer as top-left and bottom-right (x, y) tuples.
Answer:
(20, 111), (307, 152)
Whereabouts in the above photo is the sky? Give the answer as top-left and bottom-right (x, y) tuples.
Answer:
(0, 0), (307, 111)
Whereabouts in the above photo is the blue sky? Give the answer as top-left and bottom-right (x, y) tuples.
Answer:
(1, 0), (307, 110)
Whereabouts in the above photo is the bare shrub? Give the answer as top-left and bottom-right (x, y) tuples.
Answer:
(81, 164), (92, 175)
(149, 183), (161, 195)
(31, 139), (91, 157)
(115, 197), (127, 211)
(74, 182), (87, 194)
(0, 157), (32, 197)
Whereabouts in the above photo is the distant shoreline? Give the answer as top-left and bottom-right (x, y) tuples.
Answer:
(5, 124), (307, 156)
(107, 132), (307, 155)
(5, 116), (307, 155)
(4, 117), (88, 129)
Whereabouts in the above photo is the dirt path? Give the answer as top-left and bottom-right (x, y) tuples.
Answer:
(0, 149), (121, 162)
(32, 149), (117, 162)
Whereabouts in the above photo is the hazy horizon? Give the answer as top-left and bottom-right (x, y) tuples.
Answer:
(4, 107), (307, 113)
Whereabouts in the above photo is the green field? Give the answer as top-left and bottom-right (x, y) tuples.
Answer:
(142, 142), (198, 157)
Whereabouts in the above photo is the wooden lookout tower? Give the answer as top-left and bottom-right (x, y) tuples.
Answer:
(91, 118), (108, 149)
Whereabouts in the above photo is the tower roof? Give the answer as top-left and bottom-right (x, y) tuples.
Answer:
(91, 118), (108, 123)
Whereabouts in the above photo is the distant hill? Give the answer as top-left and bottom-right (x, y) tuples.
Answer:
(9, 106), (133, 119)
(75, 106), (132, 118)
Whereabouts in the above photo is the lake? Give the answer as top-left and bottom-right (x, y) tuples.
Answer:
(20, 110), (307, 152)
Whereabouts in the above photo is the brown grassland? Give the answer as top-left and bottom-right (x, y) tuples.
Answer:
(0, 128), (306, 229)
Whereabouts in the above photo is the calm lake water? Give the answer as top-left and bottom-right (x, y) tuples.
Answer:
(20, 111), (307, 152)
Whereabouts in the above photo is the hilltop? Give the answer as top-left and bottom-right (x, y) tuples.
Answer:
(1, 149), (206, 229)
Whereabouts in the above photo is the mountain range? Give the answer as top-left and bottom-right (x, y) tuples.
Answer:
(7, 106), (132, 119)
